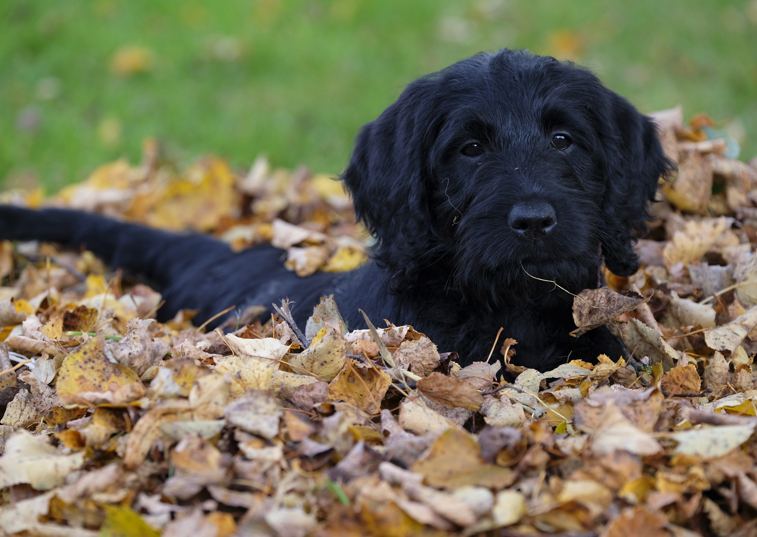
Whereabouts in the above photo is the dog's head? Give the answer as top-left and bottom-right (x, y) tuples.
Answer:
(342, 49), (673, 307)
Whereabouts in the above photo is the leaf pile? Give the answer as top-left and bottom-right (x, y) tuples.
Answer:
(1, 110), (757, 536)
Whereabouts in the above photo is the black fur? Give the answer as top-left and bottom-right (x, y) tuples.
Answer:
(0, 49), (672, 371)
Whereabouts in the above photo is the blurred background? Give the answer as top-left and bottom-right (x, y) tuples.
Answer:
(1, 0), (756, 191)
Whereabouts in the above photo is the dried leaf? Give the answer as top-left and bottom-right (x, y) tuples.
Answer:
(416, 372), (483, 411)
(661, 364), (701, 395)
(572, 287), (646, 336)
(287, 327), (346, 381)
(0, 430), (85, 489)
(670, 424), (756, 458)
(215, 335), (288, 394)
(587, 403), (663, 456)
(662, 151), (713, 212)
(56, 336), (142, 406)
(224, 390), (282, 439)
(412, 429), (515, 489)
(328, 360), (392, 414)
(704, 305), (757, 352)
(624, 318), (678, 371)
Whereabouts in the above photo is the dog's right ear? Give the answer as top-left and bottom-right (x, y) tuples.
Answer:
(342, 79), (440, 244)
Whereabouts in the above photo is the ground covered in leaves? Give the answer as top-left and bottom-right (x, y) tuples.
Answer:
(2, 108), (757, 536)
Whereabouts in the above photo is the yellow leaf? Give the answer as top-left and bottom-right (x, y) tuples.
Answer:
(147, 157), (236, 231)
(101, 504), (160, 537)
(13, 298), (35, 317)
(413, 429), (515, 489)
(39, 316), (63, 340)
(84, 274), (109, 298)
(323, 246), (368, 273)
(56, 337), (141, 405)
(328, 360), (392, 414)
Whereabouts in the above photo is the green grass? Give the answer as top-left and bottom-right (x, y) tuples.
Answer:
(1, 0), (756, 191)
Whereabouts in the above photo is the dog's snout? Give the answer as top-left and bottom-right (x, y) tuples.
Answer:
(508, 203), (557, 240)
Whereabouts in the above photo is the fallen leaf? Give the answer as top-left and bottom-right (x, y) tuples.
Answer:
(412, 429), (515, 489)
(101, 504), (161, 537)
(624, 318), (678, 370)
(56, 336), (142, 406)
(586, 402), (663, 456)
(662, 217), (729, 268)
(392, 336), (440, 377)
(215, 335), (288, 394)
(287, 327), (347, 381)
(0, 430), (85, 489)
(662, 151), (713, 213)
(572, 287), (647, 336)
(224, 390), (282, 439)
(603, 506), (668, 537)
(328, 360), (392, 414)
(661, 364), (701, 395)
(669, 424), (756, 458)
(416, 371), (483, 411)
(704, 305), (757, 352)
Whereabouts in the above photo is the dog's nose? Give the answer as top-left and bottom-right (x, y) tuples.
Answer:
(508, 202), (557, 240)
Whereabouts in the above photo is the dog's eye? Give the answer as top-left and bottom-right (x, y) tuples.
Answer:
(550, 134), (572, 150)
(461, 142), (484, 157)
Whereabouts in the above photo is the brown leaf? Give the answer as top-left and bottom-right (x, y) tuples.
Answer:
(704, 352), (731, 392)
(61, 305), (99, 332)
(224, 390), (282, 439)
(662, 217), (729, 268)
(328, 360), (392, 414)
(603, 506), (668, 537)
(662, 151), (713, 213)
(585, 402), (662, 456)
(215, 335), (288, 395)
(661, 364), (701, 395)
(623, 318), (678, 371)
(287, 327), (346, 381)
(455, 361), (501, 390)
(392, 336), (440, 377)
(416, 372), (483, 411)
(571, 287), (647, 336)
(0, 298), (27, 326)
(705, 304), (757, 352)
(56, 337), (141, 406)
(412, 429), (514, 489)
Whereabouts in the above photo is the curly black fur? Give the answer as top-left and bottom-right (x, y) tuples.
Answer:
(0, 49), (673, 370)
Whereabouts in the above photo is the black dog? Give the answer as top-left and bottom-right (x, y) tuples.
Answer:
(0, 49), (672, 371)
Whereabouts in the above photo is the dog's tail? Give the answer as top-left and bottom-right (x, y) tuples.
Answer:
(0, 206), (228, 289)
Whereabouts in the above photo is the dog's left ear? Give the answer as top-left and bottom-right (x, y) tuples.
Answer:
(599, 93), (675, 276)
(341, 78), (441, 247)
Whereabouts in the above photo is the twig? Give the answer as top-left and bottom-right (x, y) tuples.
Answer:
(680, 407), (757, 426)
(486, 327), (504, 364)
(359, 309), (414, 393)
(65, 331), (122, 340)
(0, 359), (32, 377)
(346, 352), (367, 363)
(20, 253), (86, 282)
(661, 388), (713, 398)
(481, 383), (527, 396)
(197, 305), (236, 332)
(699, 282), (740, 305)
(273, 299), (310, 348)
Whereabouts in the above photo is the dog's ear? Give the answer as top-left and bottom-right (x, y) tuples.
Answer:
(342, 79), (440, 244)
(599, 93), (675, 276)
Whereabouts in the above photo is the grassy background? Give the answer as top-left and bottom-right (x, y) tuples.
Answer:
(1, 0), (756, 191)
